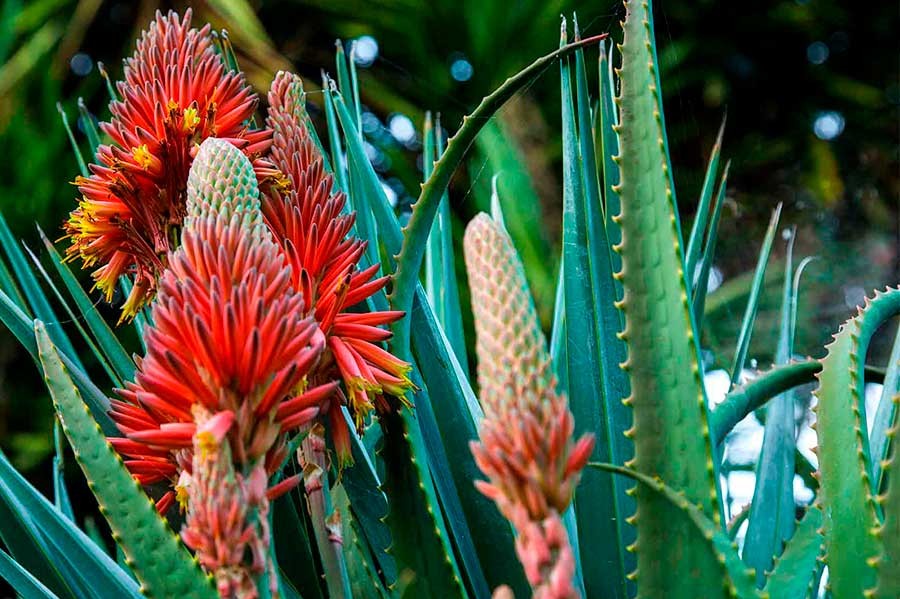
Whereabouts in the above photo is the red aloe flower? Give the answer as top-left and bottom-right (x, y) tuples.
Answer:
(108, 138), (327, 552)
(261, 71), (413, 464)
(64, 9), (280, 321)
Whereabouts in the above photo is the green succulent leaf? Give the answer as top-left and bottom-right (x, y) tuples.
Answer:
(0, 548), (60, 599)
(561, 17), (632, 597)
(711, 359), (821, 445)
(685, 117), (725, 286)
(590, 463), (761, 598)
(874, 392), (900, 598)
(814, 287), (900, 597)
(0, 449), (140, 598)
(614, 1), (725, 595)
(729, 203), (782, 386)
(871, 322), (900, 492)
(743, 230), (799, 585)
(763, 508), (824, 599)
(35, 320), (217, 599)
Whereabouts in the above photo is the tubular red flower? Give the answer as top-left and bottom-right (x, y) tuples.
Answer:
(64, 9), (279, 321)
(108, 138), (323, 511)
(262, 71), (413, 465)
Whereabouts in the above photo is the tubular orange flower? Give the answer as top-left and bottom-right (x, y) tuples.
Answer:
(64, 9), (278, 321)
(107, 140), (327, 589)
(464, 213), (593, 599)
(262, 71), (413, 465)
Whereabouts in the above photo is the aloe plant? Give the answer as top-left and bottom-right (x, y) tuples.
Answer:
(0, 3), (897, 599)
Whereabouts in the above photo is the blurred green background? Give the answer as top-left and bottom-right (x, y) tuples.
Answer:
(0, 0), (897, 477)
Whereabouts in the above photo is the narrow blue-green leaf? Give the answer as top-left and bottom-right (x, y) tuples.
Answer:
(410, 288), (525, 595)
(341, 410), (397, 585)
(0, 465), (72, 597)
(0, 450), (140, 598)
(322, 75), (350, 194)
(97, 62), (118, 103)
(549, 260), (568, 394)
(347, 41), (363, 137)
(562, 20), (632, 597)
(423, 112), (440, 306)
(432, 117), (466, 366)
(743, 228), (798, 585)
(24, 242), (121, 386)
(0, 548), (60, 599)
(36, 321), (216, 599)
(0, 286), (37, 359)
(0, 250), (27, 310)
(872, 322), (900, 493)
(38, 227), (134, 383)
(692, 162), (730, 326)
(0, 212), (82, 371)
(56, 102), (87, 177)
(729, 203), (782, 386)
(77, 98), (101, 156)
(336, 50), (380, 269)
(597, 40), (620, 247)
(331, 89), (402, 255)
(52, 420), (74, 520)
(686, 117), (726, 286)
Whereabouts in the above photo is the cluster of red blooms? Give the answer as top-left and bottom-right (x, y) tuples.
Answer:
(64, 10), (278, 321)
(68, 10), (413, 594)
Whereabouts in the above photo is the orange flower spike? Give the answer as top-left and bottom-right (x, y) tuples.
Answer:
(64, 9), (279, 321)
(262, 71), (414, 448)
(464, 213), (594, 599)
(107, 139), (330, 593)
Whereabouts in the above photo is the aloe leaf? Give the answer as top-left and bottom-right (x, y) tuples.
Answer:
(322, 76), (350, 194)
(729, 204), (782, 386)
(23, 242), (121, 386)
(562, 17), (632, 597)
(596, 39), (621, 273)
(378, 407), (466, 599)
(590, 463), (761, 598)
(56, 102), (88, 178)
(35, 321), (217, 599)
(0, 247), (27, 310)
(0, 548), (60, 599)
(763, 508), (824, 599)
(341, 409), (397, 584)
(813, 288), (900, 597)
(76, 98), (101, 156)
(874, 392), (900, 597)
(743, 228), (798, 585)
(685, 117), (726, 284)
(711, 360), (821, 445)
(0, 212), (82, 371)
(333, 484), (391, 599)
(692, 162), (730, 326)
(410, 288), (525, 594)
(614, 1), (725, 595)
(0, 468), (71, 597)
(0, 286), (116, 434)
(389, 32), (608, 356)
(51, 420), (73, 520)
(38, 227), (135, 383)
(871, 321), (900, 492)
(424, 116), (466, 366)
(0, 449), (139, 598)
(549, 261), (568, 394)
(0, 287), (38, 359)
